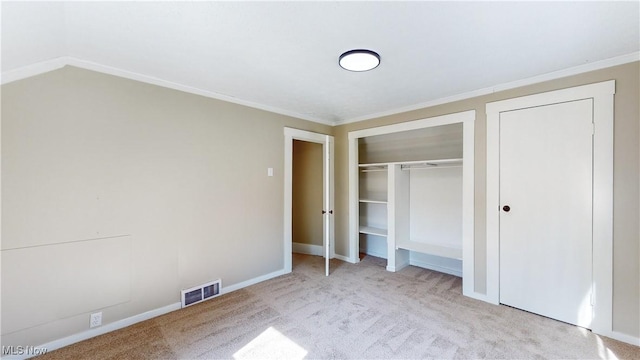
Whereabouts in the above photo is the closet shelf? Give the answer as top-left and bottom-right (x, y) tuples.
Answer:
(401, 158), (462, 170)
(359, 191), (387, 203)
(359, 226), (388, 237)
(358, 164), (388, 172)
(359, 199), (387, 204)
(360, 158), (463, 171)
(396, 240), (462, 260)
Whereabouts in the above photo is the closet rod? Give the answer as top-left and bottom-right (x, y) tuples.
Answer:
(401, 164), (463, 170)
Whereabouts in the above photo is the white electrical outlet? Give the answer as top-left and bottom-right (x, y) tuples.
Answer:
(90, 312), (102, 328)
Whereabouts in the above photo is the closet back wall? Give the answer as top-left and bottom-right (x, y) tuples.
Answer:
(1, 66), (331, 346)
(333, 61), (640, 338)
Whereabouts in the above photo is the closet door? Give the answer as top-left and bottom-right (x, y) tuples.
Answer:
(499, 99), (593, 328)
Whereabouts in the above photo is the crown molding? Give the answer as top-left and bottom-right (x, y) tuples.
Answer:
(334, 51), (640, 126)
(1, 57), (69, 85)
(1, 56), (334, 126)
(2, 52), (638, 128)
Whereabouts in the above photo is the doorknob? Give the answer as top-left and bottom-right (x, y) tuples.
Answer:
(502, 205), (511, 212)
(322, 210), (326, 214)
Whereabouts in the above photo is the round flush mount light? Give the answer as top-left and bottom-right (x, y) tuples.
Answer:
(339, 49), (380, 72)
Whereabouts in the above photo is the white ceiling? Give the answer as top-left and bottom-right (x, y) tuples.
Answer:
(2, 1), (639, 125)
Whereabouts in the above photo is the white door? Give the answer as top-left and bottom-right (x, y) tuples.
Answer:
(499, 99), (594, 328)
(323, 135), (333, 276)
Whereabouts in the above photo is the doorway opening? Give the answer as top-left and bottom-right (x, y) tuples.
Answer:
(292, 140), (324, 257)
(283, 128), (334, 276)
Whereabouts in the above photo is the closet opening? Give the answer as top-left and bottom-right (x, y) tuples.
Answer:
(348, 111), (476, 297)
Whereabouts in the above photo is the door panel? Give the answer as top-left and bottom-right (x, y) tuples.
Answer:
(499, 99), (593, 328)
(324, 135), (331, 276)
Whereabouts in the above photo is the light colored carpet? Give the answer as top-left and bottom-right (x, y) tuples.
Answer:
(39, 254), (639, 359)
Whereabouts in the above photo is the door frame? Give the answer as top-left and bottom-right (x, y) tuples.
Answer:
(284, 127), (335, 275)
(486, 80), (615, 336)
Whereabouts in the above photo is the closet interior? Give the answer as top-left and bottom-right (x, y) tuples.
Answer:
(350, 115), (473, 278)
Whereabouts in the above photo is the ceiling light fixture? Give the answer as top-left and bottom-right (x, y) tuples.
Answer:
(339, 49), (380, 72)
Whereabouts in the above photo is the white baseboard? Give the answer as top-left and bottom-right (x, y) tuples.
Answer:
(14, 264), (637, 358)
(598, 330), (640, 346)
(221, 268), (287, 294)
(409, 259), (462, 277)
(361, 249), (386, 260)
(359, 248), (463, 278)
(292, 242), (323, 257)
(462, 290), (495, 304)
(13, 268), (289, 360)
(333, 254), (357, 263)
(386, 261), (410, 272)
(11, 302), (182, 360)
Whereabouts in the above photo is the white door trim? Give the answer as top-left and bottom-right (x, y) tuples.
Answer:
(486, 80), (615, 337)
(323, 134), (335, 276)
(284, 128), (335, 274)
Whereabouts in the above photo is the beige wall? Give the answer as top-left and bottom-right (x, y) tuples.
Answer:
(2, 61), (638, 346)
(0, 66), (331, 346)
(333, 61), (640, 338)
(292, 140), (323, 246)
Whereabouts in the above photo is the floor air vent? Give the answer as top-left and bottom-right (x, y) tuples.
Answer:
(181, 279), (221, 308)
